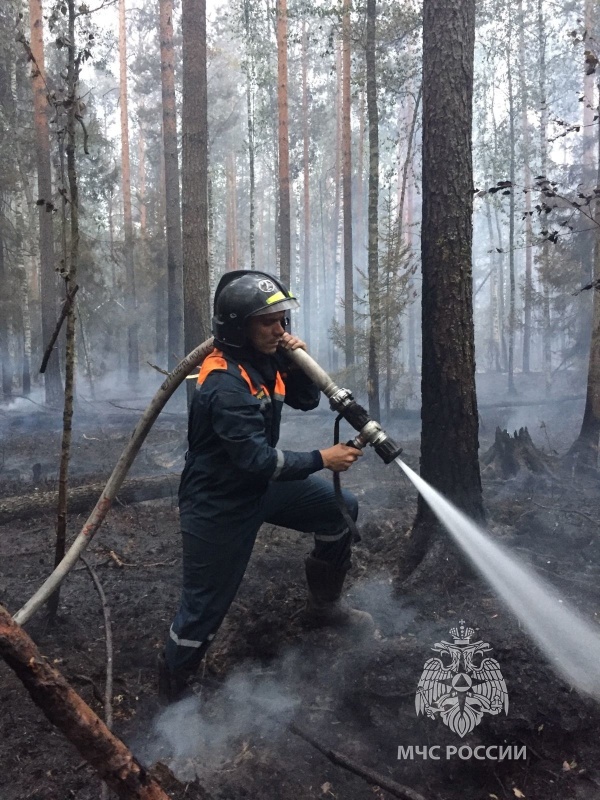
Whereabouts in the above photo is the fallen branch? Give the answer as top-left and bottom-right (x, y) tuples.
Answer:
(0, 604), (171, 800)
(81, 558), (113, 729)
(14, 338), (215, 626)
(39, 284), (79, 374)
(288, 722), (427, 800)
(81, 557), (113, 800)
(0, 474), (180, 525)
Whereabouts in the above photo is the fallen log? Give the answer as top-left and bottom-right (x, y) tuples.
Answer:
(0, 473), (180, 526)
(0, 604), (172, 800)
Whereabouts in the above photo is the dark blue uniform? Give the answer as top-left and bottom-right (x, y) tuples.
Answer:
(165, 346), (357, 674)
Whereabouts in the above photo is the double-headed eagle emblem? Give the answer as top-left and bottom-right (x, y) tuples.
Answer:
(415, 621), (509, 738)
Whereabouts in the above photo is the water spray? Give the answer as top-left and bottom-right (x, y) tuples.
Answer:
(286, 348), (403, 464)
(395, 458), (600, 701)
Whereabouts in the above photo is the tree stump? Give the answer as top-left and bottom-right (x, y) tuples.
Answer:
(481, 427), (554, 480)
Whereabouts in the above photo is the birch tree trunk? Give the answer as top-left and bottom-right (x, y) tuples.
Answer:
(29, 0), (62, 404)
(506, 11), (517, 395)
(517, 0), (533, 374)
(538, 0), (552, 393)
(159, 0), (184, 370)
(49, 0), (80, 619)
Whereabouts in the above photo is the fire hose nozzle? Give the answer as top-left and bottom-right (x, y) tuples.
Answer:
(347, 420), (403, 464)
(283, 348), (403, 465)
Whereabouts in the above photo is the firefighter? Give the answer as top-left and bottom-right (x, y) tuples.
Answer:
(159, 270), (372, 703)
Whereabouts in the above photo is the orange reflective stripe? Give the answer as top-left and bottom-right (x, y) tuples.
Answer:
(237, 364), (256, 394)
(198, 349), (228, 385)
(273, 372), (286, 402)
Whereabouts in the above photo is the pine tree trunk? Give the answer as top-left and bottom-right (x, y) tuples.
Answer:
(565, 80), (600, 473)
(302, 20), (311, 346)
(244, 0), (256, 270)
(29, 0), (62, 404)
(366, 0), (380, 419)
(409, 0), (482, 583)
(342, 0), (354, 368)
(182, 0), (210, 405)
(119, 0), (139, 386)
(276, 0), (291, 284)
(159, 0), (184, 370)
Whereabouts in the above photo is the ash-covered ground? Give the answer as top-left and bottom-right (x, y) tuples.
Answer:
(1, 370), (600, 800)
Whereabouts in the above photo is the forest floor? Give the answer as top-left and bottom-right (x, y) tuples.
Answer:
(1, 370), (600, 800)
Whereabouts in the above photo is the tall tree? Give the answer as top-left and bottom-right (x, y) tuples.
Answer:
(342, 0), (354, 368)
(243, 0), (256, 270)
(119, 0), (140, 385)
(276, 0), (290, 284)
(301, 19), (310, 345)
(517, 0), (533, 373)
(182, 0), (210, 403)
(408, 0), (483, 580)
(29, 0), (62, 404)
(365, 0), (380, 419)
(159, 0), (184, 369)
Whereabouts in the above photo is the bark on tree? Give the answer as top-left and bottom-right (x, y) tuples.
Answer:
(159, 0), (184, 370)
(243, 0), (256, 270)
(49, 0), (80, 620)
(29, 0), (63, 404)
(0, 210), (11, 399)
(276, 0), (291, 285)
(408, 0), (483, 582)
(517, 0), (533, 374)
(182, 0), (211, 405)
(0, 605), (172, 800)
(342, 0), (354, 368)
(564, 93), (600, 473)
(302, 20), (311, 346)
(506, 11), (517, 395)
(365, 0), (380, 420)
(119, 0), (140, 386)
(538, 0), (552, 393)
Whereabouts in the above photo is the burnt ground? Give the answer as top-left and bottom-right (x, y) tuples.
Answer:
(1, 372), (600, 800)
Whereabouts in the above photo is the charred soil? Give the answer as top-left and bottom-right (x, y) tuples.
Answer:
(1, 394), (600, 800)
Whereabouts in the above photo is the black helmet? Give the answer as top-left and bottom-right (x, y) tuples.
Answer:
(212, 270), (300, 348)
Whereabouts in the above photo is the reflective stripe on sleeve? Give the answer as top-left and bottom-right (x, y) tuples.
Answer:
(272, 448), (285, 479)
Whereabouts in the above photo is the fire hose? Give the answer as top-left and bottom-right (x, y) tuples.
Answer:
(13, 341), (401, 626)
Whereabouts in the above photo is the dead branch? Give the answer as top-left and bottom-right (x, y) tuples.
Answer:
(81, 558), (113, 729)
(39, 284), (79, 374)
(14, 338), (215, 626)
(0, 474), (180, 526)
(81, 557), (113, 800)
(288, 722), (427, 800)
(0, 604), (171, 800)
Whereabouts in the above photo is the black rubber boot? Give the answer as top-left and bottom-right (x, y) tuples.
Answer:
(304, 555), (374, 631)
(157, 652), (196, 705)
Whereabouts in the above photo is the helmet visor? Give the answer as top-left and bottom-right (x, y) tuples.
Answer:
(250, 297), (300, 316)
